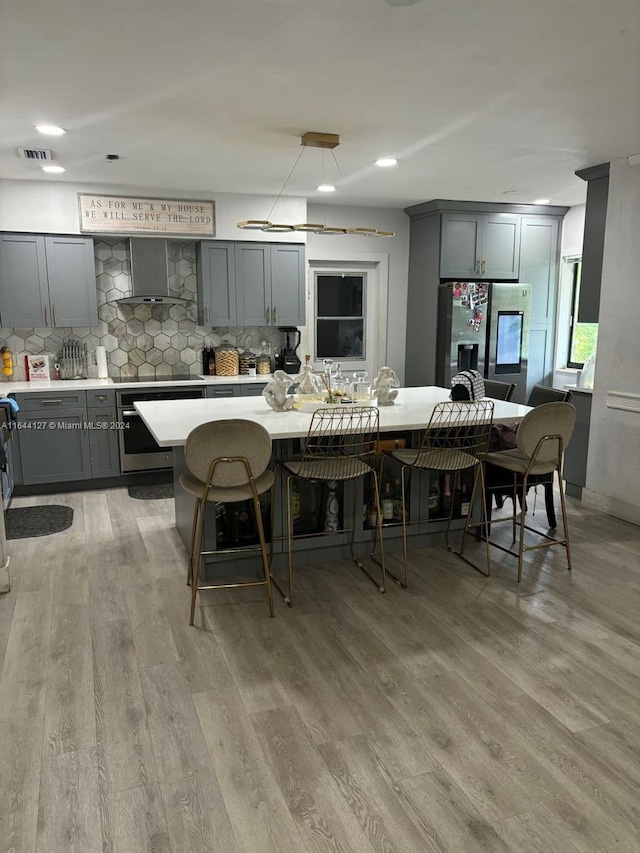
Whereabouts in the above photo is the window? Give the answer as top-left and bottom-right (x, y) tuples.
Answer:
(567, 260), (598, 368)
(315, 273), (365, 360)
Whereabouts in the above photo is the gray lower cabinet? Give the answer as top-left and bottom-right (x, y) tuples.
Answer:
(87, 407), (120, 477)
(18, 411), (92, 484)
(440, 213), (520, 279)
(0, 233), (97, 328)
(241, 383), (267, 396)
(197, 240), (305, 328)
(206, 384), (241, 399)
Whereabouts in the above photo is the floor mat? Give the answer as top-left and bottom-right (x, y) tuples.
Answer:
(5, 505), (74, 539)
(128, 482), (174, 500)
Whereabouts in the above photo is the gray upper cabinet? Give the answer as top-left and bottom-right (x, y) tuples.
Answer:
(197, 240), (305, 328)
(0, 233), (97, 328)
(44, 236), (98, 326)
(440, 214), (481, 278)
(0, 233), (48, 327)
(483, 214), (520, 279)
(196, 241), (236, 326)
(440, 213), (520, 279)
(235, 243), (271, 326)
(270, 243), (305, 326)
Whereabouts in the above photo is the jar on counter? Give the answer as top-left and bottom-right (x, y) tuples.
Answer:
(215, 340), (239, 376)
(239, 350), (256, 376)
(256, 340), (272, 375)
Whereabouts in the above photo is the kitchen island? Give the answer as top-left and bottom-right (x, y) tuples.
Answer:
(136, 387), (531, 579)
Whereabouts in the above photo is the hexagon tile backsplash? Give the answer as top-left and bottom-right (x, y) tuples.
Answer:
(0, 239), (285, 381)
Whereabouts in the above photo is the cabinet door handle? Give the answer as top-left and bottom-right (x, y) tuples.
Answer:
(44, 305), (49, 326)
(41, 399), (63, 405)
(215, 390), (234, 396)
(204, 305), (210, 324)
(266, 306), (271, 324)
(273, 305), (277, 325)
(52, 304), (57, 325)
(481, 259), (487, 275)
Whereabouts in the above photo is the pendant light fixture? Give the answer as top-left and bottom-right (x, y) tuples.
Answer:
(237, 132), (395, 237)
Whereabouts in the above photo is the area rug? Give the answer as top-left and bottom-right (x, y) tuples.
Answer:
(128, 483), (174, 500)
(5, 505), (74, 540)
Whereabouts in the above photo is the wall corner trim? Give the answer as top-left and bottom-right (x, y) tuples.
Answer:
(575, 162), (610, 182)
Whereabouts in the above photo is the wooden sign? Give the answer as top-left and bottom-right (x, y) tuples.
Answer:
(78, 194), (215, 237)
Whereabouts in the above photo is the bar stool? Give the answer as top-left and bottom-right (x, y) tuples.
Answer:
(389, 400), (495, 585)
(180, 419), (275, 624)
(278, 405), (386, 606)
(483, 379), (516, 401)
(483, 401), (576, 582)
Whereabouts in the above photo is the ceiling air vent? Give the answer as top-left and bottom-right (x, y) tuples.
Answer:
(17, 147), (53, 161)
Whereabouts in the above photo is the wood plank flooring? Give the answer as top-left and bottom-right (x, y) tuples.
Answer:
(0, 486), (638, 852)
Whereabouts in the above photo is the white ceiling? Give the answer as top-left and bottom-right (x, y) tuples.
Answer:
(1, 0), (639, 210)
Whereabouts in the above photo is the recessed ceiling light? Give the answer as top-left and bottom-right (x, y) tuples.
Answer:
(41, 165), (65, 174)
(35, 125), (66, 136)
(376, 158), (398, 167)
(533, 198), (550, 205)
(317, 184), (335, 193)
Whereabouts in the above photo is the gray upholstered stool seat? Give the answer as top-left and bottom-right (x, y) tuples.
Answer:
(180, 469), (275, 503)
(484, 449), (557, 475)
(182, 418), (275, 624)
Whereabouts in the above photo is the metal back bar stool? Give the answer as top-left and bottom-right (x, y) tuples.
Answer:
(278, 405), (386, 606)
(483, 401), (576, 582)
(390, 400), (495, 585)
(180, 419), (275, 624)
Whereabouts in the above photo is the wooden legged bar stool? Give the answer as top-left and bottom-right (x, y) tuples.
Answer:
(180, 419), (275, 624)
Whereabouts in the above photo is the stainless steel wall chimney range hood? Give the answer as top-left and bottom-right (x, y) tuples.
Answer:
(114, 237), (190, 306)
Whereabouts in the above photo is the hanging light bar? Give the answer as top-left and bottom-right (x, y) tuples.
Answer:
(236, 132), (395, 237)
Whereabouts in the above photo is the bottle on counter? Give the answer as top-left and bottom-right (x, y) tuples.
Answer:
(460, 481), (471, 517)
(392, 478), (403, 523)
(428, 476), (441, 516)
(382, 482), (394, 521)
(441, 474), (452, 514)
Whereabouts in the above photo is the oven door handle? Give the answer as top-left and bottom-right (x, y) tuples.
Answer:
(121, 410), (139, 417)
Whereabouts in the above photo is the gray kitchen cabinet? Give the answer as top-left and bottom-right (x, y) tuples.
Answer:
(206, 384), (241, 399)
(0, 233), (97, 328)
(440, 213), (520, 279)
(440, 214), (482, 278)
(197, 240), (305, 328)
(235, 243), (271, 326)
(270, 243), (305, 326)
(196, 241), (237, 326)
(87, 407), (120, 478)
(13, 391), (91, 484)
(519, 216), (560, 398)
(404, 199), (568, 389)
(240, 383), (268, 396)
(18, 413), (92, 484)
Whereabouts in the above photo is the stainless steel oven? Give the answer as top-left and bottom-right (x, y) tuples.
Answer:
(116, 385), (205, 473)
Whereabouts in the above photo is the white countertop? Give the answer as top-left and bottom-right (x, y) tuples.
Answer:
(135, 386), (532, 447)
(2, 374), (273, 394)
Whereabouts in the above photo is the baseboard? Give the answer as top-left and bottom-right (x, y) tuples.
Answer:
(581, 488), (640, 526)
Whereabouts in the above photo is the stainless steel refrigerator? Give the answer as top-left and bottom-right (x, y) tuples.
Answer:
(436, 282), (531, 403)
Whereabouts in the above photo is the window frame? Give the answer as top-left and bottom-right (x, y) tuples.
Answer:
(566, 259), (598, 369)
(314, 270), (367, 363)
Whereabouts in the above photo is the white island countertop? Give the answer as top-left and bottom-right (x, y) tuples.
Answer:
(135, 386), (532, 447)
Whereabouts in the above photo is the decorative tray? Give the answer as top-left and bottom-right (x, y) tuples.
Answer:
(292, 398), (376, 413)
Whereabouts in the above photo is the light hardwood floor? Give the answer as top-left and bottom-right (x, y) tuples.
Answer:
(1, 486), (639, 852)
